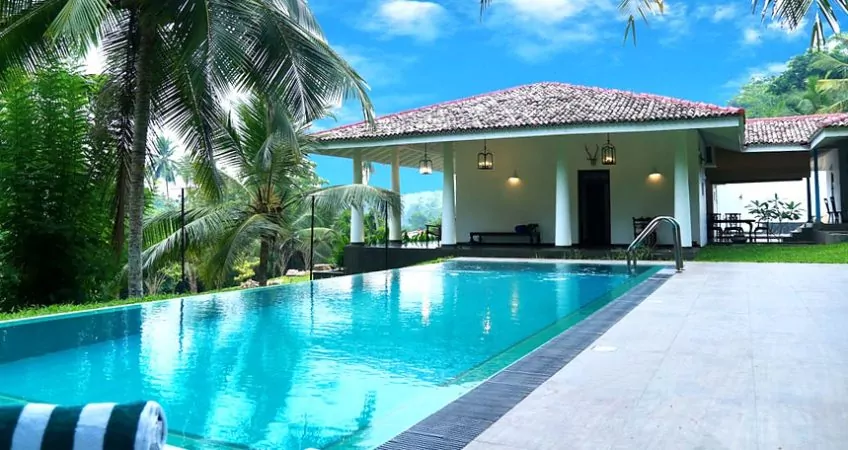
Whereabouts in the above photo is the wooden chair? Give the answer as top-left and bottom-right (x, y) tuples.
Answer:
(425, 224), (441, 241)
(708, 213), (724, 243)
(752, 222), (771, 242)
(830, 197), (842, 224)
(825, 198), (837, 224)
(633, 217), (657, 247)
(723, 213), (746, 243)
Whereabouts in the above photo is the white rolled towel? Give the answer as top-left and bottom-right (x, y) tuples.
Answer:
(0, 401), (167, 450)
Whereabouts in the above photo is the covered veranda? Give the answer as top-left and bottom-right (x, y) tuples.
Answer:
(705, 114), (848, 244)
(314, 82), (747, 257)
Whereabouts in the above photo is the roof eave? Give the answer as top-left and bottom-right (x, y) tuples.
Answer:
(810, 126), (848, 149)
(742, 143), (810, 153)
(316, 115), (744, 150)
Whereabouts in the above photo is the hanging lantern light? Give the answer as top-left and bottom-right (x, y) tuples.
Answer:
(601, 133), (617, 166)
(419, 143), (433, 175)
(477, 140), (494, 170)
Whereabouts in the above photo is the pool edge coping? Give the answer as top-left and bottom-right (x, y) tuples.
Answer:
(375, 269), (675, 450)
(0, 258), (676, 327)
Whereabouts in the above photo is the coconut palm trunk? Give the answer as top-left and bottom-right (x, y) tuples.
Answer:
(257, 238), (271, 286)
(127, 26), (157, 298)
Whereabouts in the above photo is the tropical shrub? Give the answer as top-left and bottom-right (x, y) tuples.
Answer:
(0, 65), (116, 310)
(142, 96), (399, 286)
(747, 194), (805, 225)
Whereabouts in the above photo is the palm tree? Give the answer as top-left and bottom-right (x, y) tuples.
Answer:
(151, 136), (179, 199)
(362, 160), (375, 186)
(0, 0), (373, 297)
(812, 35), (848, 112)
(142, 96), (399, 287)
(480, 1), (840, 47)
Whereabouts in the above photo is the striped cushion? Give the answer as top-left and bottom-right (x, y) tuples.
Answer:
(0, 401), (166, 450)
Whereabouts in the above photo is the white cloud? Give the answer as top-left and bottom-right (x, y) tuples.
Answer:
(364, 0), (449, 42)
(503, 0), (597, 25)
(742, 18), (808, 45)
(481, 0), (618, 62)
(722, 61), (788, 90)
(654, 2), (690, 45)
(695, 4), (739, 23)
(743, 28), (762, 44)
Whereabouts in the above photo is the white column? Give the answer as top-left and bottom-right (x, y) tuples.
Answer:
(441, 143), (457, 246)
(350, 149), (364, 244)
(389, 148), (402, 243)
(674, 134), (693, 247)
(554, 147), (572, 246)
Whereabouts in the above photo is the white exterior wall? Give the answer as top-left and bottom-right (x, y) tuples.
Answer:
(693, 132), (708, 246)
(820, 147), (842, 216)
(453, 130), (701, 246)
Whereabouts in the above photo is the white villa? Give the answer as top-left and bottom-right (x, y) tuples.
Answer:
(314, 82), (848, 251)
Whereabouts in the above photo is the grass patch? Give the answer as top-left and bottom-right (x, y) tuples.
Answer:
(0, 275), (311, 322)
(414, 256), (453, 266)
(267, 274), (310, 284)
(696, 243), (848, 264)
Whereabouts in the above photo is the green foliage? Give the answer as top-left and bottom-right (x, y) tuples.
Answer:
(697, 243), (848, 264)
(0, 0), (375, 296)
(0, 64), (116, 310)
(747, 199), (779, 223)
(150, 136), (180, 198)
(747, 194), (805, 224)
(142, 96), (399, 286)
(234, 258), (260, 284)
(729, 37), (848, 116)
(403, 192), (441, 230)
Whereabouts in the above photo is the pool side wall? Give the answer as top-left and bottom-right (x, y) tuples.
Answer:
(344, 245), (698, 274)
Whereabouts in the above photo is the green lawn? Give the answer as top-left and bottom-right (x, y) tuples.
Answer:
(696, 243), (848, 264)
(0, 275), (310, 322)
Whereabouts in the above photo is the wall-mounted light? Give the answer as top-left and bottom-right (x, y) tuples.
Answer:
(507, 169), (521, 185)
(419, 143), (433, 175)
(648, 168), (662, 182)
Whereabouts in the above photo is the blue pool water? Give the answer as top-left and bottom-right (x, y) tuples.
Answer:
(0, 259), (657, 449)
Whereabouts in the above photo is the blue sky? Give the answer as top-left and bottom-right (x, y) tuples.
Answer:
(309, 0), (814, 193)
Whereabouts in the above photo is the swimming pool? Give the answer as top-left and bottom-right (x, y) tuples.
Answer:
(0, 259), (659, 449)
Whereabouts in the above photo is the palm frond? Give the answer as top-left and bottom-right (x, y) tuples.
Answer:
(201, 213), (284, 285)
(47, 0), (109, 52)
(247, 4), (374, 127)
(0, 0), (73, 73)
(142, 205), (244, 268)
(308, 184), (402, 220)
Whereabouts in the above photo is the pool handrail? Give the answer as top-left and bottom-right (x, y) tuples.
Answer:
(626, 216), (684, 274)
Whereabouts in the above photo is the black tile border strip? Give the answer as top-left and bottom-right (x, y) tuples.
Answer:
(376, 270), (674, 450)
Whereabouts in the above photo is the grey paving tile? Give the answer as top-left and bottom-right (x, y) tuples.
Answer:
(756, 399), (848, 450)
(612, 395), (757, 450)
(460, 263), (848, 450)
(462, 440), (523, 450)
(751, 330), (845, 365)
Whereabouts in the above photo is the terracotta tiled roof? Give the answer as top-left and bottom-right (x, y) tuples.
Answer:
(315, 82), (743, 142)
(818, 113), (848, 128)
(744, 113), (848, 146)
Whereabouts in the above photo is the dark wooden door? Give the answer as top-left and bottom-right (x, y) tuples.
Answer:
(578, 170), (611, 246)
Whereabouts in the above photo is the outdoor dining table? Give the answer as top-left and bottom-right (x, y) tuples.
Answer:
(708, 218), (756, 242)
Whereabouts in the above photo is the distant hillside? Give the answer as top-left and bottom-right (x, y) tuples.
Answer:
(402, 191), (442, 230)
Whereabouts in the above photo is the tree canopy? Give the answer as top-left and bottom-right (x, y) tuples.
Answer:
(729, 35), (848, 117)
(0, 0), (374, 297)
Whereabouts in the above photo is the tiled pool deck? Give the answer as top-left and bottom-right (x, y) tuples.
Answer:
(461, 262), (848, 449)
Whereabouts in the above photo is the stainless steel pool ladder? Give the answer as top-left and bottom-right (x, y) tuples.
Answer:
(626, 216), (684, 274)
